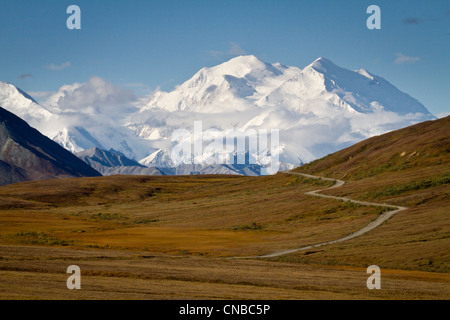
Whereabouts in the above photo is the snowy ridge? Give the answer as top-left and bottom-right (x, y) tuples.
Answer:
(0, 81), (53, 130)
(139, 149), (175, 168)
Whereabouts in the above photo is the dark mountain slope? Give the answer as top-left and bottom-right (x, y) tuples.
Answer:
(0, 106), (101, 186)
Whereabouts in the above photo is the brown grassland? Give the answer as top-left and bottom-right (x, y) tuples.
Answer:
(0, 116), (449, 299)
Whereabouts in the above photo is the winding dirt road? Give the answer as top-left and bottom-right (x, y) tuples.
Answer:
(237, 171), (408, 259)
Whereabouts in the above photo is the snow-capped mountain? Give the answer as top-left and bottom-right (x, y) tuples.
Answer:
(0, 56), (435, 175)
(141, 55), (289, 113)
(0, 82), (154, 160)
(134, 55), (434, 165)
(75, 147), (144, 169)
(139, 149), (175, 168)
(140, 56), (431, 116)
(0, 81), (53, 131)
(74, 147), (162, 176)
(53, 126), (105, 153)
(52, 124), (152, 160)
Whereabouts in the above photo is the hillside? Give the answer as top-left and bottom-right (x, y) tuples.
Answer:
(285, 116), (450, 271)
(0, 106), (101, 186)
(297, 115), (449, 181)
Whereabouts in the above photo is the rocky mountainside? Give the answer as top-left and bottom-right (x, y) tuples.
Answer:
(75, 147), (166, 176)
(0, 106), (101, 186)
(75, 147), (264, 176)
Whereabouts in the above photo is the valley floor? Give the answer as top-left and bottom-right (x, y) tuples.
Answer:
(0, 245), (449, 300)
(0, 165), (448, 299)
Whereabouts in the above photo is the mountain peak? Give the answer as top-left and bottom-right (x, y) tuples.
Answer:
(307, 57), (338, 73)
(208, 55), (272, 79)
(227, 55), (262, 65)
(0, 81), (38, 104)
(75, 147), (143, 169)
(314, 57), (332, 63)
(0, 81), (52, 129)
(139, 149), (174, 168)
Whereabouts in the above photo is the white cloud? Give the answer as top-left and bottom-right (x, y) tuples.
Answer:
(228, 43), (247, 56)
(394, 53), (420, 64)
(42, 77), (138, 115)
(210, 42), (247, 60)
(45, 61), (72, 71)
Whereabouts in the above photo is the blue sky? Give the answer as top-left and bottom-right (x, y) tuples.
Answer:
(0, 0), (449, 116)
